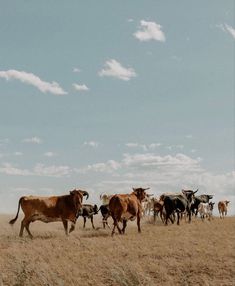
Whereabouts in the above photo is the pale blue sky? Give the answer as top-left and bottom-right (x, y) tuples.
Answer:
(0, 1), (234, 214)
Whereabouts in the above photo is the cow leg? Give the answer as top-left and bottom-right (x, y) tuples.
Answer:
(177, 212), (180, 225)
(25, 222), (33, 239)
(19, 218), (26, 237)
(137, 215), (141, 233)
(62, 220), (68, 235)
(83, 217), (86, 228)
(102, 218), (106, 229)
(111, 219), (117, 236)
(122, 220), (127, 234)
(90, 216), (95, 229)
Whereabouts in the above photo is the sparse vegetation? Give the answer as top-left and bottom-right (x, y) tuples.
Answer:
(0, 215), (234, 286)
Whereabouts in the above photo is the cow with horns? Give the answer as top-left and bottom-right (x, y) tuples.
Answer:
(9, 189), (89, 238)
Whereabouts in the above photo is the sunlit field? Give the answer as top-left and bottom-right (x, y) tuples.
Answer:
(0, 214), (234, 286)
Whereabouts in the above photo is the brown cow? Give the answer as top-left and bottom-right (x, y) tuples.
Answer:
(9, 189), (89, 238)
(109, 187), (149, 236)
(218, 200), (230, 219)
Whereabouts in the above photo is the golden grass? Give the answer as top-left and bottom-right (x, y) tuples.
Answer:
(0, 214), (234, 286)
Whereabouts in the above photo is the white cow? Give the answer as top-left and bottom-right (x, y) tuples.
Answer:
(198, 202), (215, 221)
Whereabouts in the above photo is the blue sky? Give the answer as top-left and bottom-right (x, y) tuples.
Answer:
(0, 1), (234, 214)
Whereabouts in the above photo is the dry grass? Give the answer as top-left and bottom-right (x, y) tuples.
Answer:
(0, 214), (234, 286)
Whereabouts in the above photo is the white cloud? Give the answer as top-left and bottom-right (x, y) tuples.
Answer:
(134, 20), (166, 42)
(14, 152), (23, 156)
(73, 83), (89, 91)
(77, 160), (121, 174)
(0, 69), (67, 95)
(73, 67), (81, 73)
(224, 24), (235, 39)
(126, 142), (161, 151)
(0, 163), (71, 177)
(22, 136), (43, 144)
(44, 152), (56, 157)
(185, 135), (193, 139)
(33, 164), (70, 177)
(83, 141), (99, 148)
(0, 163), (31, 176)
(98, 59), (137, 81)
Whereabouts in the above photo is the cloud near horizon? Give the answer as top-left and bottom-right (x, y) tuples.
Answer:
(22, 137), (43, 144)
(134, 20), (166, 42)
(0, 69), (67, 95)
(98, 59), (137, 81)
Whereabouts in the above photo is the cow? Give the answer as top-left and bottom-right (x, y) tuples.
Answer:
(99, 204), (111, 229)
(191, 194), (213, 216)
(100, 193), (113, 205)
(141, 194), (154, 216)
(9, 189), (89, 238)
(153, 198), (164, 223)
(78, 204), (99, 229)
(198, 202), (215, 221)
(163, 189), (198, 225)
(109, 187), (149, 236)
(218, 200), (230, 219)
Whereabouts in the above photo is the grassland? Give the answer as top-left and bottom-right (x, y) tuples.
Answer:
(0, 214), (234, 286)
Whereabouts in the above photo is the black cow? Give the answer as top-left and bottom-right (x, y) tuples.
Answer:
(78, 204), (99, 229)
(191, 194), (213, 216)
(99, 204), (111, 229)
(163, 189), (198, 225)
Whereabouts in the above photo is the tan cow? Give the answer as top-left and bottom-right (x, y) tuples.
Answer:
(218, 200), (230, 219)
(109, 187), (149, 236)
(9, 189), (89, 238)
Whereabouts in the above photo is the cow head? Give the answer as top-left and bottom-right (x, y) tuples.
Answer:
(182, 189), (198, 204)
(69, 189), (84, 212)
(225, 200), (230, 205)
(209, 202), (215, 210)
(132, 187), (149, 202)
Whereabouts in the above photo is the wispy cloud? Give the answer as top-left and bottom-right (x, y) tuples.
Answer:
(73, 67), (81, 73)
(73, 83), (89, 91)
(224, 23), (235, 39)
(76, 160), (121, 174)
(83, 141), (99, 148)
(0, 163), (71, 177)
(217, 23), (235, 39)
(22, 137), (43, 144)
(44, 152), (57, 157)
(134, 20), (166, 42)
(126, 142), (162, 151)
(98, 59), (137, 81)
(0, 69), (67, 95)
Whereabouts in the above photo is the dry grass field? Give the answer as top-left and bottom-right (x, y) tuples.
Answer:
(0, 214), (234, 286)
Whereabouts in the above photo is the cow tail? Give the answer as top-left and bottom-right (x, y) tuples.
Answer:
(9, 197), (24, 225)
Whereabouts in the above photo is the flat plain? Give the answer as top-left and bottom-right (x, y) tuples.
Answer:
(0, 214), (234, 286)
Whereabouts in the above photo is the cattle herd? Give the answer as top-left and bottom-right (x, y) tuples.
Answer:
(9, 188), (230, 238)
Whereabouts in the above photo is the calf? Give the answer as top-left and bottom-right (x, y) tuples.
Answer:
(218, 200), (230, 219)
(99, 204), (111, 229)
(78, 204), (99, 229)
(191, 194), (213, 216)
(9, 189), (89, 238)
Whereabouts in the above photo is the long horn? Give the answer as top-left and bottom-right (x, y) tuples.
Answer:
(81, 190), (89, 200)
(193, 189), (198, 194)
(144, 187), (150, 191)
